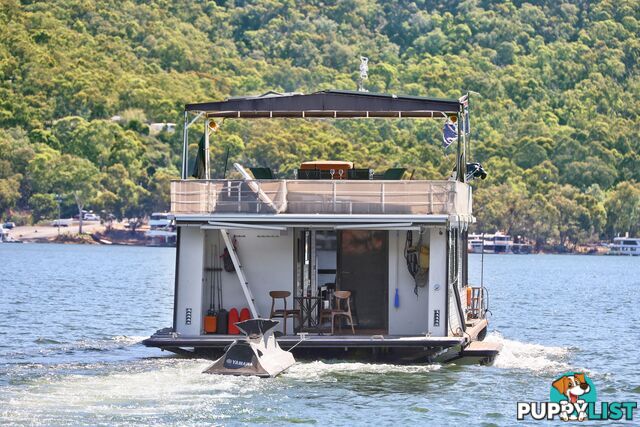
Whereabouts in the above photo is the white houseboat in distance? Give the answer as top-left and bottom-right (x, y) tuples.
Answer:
(143, 90), (501, 364)
(468, 232), (513, 254)
(468, 232), (533, 254)
(609, 236), (640, 256)
(145, 212), (177, 246)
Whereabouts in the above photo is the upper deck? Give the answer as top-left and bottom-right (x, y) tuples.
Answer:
(174, 90), (475, 224)
(170, 179), (472, 219)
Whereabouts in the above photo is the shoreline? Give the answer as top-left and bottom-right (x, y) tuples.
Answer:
(2, 224), (618, 254)
(5, 223), (174, 248)
(5, 237), (612, 254)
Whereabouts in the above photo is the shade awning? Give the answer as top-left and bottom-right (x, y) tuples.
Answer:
(185, 90), (462, 118)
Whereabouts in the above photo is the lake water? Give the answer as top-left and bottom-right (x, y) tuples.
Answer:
(0, 244), (638, 425)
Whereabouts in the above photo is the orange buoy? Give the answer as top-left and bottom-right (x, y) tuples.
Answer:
(239, 307), (251, 322)
(227, 308), (240, 334)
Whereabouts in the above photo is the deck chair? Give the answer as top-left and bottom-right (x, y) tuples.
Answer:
(320, 290), (355, 335)
(295, 169), (319, 180)
(347, 168), (373, 180)
(382, 168), (406, 180)
(269, 291), (301, 335)
(249, 167), (275, 179)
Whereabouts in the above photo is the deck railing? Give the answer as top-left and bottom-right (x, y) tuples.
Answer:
(170, 179), (471, 216)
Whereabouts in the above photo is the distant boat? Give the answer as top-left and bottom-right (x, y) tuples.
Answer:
(0, 225), (21, 243)
(145, 212), (176, 246)
(609, 237), (640, 256)
(468, 232), (514, 254)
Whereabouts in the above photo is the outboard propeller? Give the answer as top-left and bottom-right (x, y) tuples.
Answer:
(203, 318), (295, 377)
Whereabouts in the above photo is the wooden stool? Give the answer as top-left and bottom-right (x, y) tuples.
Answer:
(269, 291), (301, 335)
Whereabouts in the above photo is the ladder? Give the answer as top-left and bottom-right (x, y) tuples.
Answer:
(220, 229), (260, 318)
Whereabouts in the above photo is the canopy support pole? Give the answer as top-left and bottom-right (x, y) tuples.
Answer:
(181, 111), (188, 179)
(181, 111), (205, 179)
(204, 119), (211, 180)
(456, 112), (463, 182)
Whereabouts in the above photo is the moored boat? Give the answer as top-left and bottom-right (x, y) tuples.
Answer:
(468, 232), (516, 254)
(145, 212), (177, 246)
(609, 237), (640, 256)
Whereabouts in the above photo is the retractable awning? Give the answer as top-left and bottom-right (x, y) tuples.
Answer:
(185, 90), (462, 118)
(173, 213), (452, 226)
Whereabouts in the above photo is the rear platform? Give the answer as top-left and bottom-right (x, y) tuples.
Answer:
(143, 325), (500, 364)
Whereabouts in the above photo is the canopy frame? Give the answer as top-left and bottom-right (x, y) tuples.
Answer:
(181, 90), (467, 181)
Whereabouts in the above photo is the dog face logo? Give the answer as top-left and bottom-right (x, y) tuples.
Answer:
(552, 373), (590, 403)
(550, 372), (596, 421)
(519, 372), (636, 422)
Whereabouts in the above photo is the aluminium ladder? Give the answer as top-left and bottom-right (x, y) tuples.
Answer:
(220, 229), (260, 318)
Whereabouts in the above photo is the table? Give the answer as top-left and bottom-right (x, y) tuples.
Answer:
(294, 296), (322, 331)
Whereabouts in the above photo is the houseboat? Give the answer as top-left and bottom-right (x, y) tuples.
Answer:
(145, 212), (177, 246)
(609, 237), (640, 256)
(468, 232), (514, 254)
(143, 90), (500, 364)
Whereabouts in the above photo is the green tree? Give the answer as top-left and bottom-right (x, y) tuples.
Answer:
(604, 181), (640, 237)
(1, 0), (640, 249)
(0, 165), (21, 219)
(29, 146), (101, 233)
(29, 193), (58, 222)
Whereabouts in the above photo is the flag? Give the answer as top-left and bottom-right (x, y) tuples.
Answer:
(442, 119), (458, 149)
(191, 134), (206, 179)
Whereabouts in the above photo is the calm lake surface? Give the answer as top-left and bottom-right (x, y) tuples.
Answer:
(0, 244), (638, 426)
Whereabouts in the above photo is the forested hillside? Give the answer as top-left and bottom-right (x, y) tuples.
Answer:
(1, 0), (639, 247)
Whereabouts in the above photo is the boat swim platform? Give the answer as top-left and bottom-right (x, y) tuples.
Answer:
(143, 331), (500, 364)
(143, 332), (466, 350)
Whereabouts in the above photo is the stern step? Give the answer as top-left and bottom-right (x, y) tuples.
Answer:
(461, 340), (502, 359)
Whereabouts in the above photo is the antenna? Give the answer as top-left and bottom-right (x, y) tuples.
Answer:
(358, 56), (369, 92)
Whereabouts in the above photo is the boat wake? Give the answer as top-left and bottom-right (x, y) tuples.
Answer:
(485, 332), (571, 373)
(4, 335), (148, 363)
(29, 335), (146, 352)
(0, 359), (247, 424)
(285, 360), (441, 381)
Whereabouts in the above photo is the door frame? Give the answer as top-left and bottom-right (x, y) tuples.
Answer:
(337, 229), (389, 331)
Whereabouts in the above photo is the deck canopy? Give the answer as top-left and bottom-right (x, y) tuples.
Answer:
(185, 90), (462, 119)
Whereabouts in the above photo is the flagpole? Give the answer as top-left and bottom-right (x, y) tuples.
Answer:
(204, 119), (210, 180)
(456, 111), (462, 182)
(466, 91), (471, 162)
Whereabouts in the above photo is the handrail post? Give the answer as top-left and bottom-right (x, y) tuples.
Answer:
(332, 181), (337, 213)
(429, 183), (433, 213)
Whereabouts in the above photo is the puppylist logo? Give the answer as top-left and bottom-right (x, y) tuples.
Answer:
(517, 371), (637, 422)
